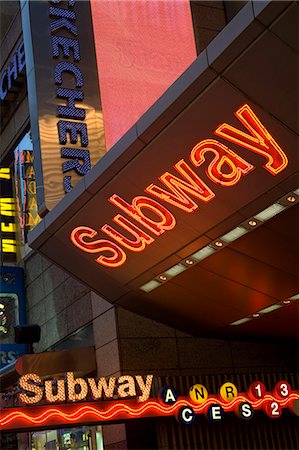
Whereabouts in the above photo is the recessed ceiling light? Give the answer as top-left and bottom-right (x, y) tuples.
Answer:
(230, 317), (252, 326)
(214, 240), (223, 247)
(221, 226), (248, 243)
(257, 304), (283, 314)
(248, 219), (257, 227)
(140, 280), (161, 293)
(191, 245), (216, 262)
(164, 263), (186, 277)
(254, 203), (285, 222)
(158, 275), (167, 282)
(286, 195), (296, 203)
(185, 259), (194, 265)
(282, 300), (291, 305)
(252, 313), (260, 318)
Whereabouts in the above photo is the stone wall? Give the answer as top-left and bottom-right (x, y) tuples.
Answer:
(25, 251), (93, 351)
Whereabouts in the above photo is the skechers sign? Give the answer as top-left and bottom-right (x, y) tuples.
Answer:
(21, 0), (106, 215)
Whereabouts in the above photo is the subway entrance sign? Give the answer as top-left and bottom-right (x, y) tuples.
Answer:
(28, 3), (299, 340)
(1, 376), (298, 431)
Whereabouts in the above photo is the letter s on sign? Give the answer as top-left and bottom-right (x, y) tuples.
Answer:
(19, 373), (43, 404)
(7, 351), (18, 364)
(71, 226), (126, 268)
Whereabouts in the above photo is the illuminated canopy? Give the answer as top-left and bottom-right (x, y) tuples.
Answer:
(29, 2), (299, 340)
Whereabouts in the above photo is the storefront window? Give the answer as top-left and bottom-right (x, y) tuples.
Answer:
(30, 426), (103, 450)
(0, 293), (18, 341)
(0, 267), (27, 369)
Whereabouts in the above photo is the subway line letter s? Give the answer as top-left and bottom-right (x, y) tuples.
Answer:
(71, 226), (126, 268)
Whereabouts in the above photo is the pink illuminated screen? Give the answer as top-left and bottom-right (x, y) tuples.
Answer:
(90, 0), (197, 149)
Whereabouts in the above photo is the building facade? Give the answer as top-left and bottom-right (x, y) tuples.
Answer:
(0, 1), (298, 449)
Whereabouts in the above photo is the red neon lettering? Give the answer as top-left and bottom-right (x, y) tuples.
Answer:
(214, 104), (288, 175)
(101, 215), (154, 252)
(70, 226), (126, 268)
(145, 159), (215, 213)
(69, 104), (289, 270)
(109, 195), (176, 236)
(190, 139), (253, 186)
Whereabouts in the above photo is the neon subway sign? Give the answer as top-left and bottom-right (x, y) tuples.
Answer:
(70, 104), (288, 269)
(0, 376), (298, 431)
(17, 372), (153, 404)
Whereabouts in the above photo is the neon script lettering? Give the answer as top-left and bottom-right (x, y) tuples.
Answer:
(71, 104), (288, 268)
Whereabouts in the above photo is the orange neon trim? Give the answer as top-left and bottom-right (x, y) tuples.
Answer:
(1, 392), (298, 431)
(145, 159), (215, 213)
(214, 104), (288, 175)
(101, 214), (154, 252)
(70, 227), (126, 268)
(109, 195), (176, 236)
(190, 139), (254, 186)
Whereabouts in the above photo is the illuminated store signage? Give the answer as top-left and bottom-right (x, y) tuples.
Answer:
(0, 168), (17, 262)
(1, 378), (298, 431)
(90, 0), (196, 148)
(21, 151), (40, 230)
(48, 2), (90, 194)
(18, 372), (153, 405)
(71, 103), (288, 269)
(21, 0), (106, 215)
(0, 40), (25, 101)
(14, 149), (40, 242)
